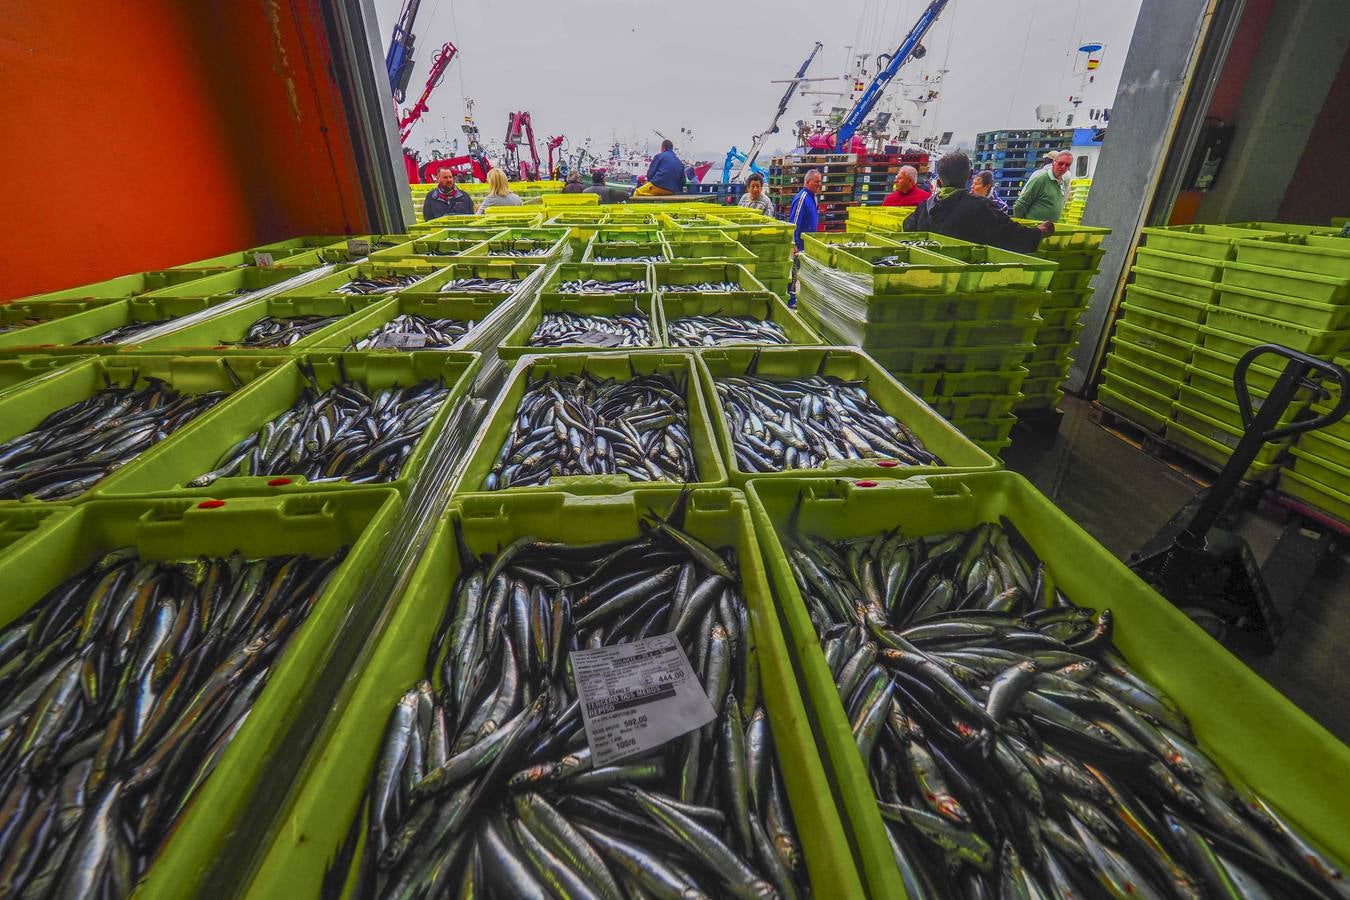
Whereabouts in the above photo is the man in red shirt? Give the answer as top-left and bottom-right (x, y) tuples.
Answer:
(881, 165), (930, 207)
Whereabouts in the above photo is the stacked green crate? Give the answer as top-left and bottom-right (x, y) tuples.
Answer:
(1173, 230), (1349, 477)
(709, 211), (795, 298)
(794, 233), (1055, 457)
(1284, 355), (1350, 523)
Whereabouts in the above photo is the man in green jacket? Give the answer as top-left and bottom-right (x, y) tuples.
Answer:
(1013, 151), (1072, 221)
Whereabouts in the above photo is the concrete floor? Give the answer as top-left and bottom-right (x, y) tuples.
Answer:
(1004, 397), (1350, 742)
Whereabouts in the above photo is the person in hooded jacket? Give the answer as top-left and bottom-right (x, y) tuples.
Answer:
(903, 151), (1052, 253)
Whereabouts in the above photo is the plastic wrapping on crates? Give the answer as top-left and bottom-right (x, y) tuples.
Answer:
(796, 256), (877, 346)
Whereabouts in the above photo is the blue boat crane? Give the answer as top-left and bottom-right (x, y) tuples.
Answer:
(722, 147), (765, 184)
(385, 0), (424, 103)
(835, 0), (950, 152)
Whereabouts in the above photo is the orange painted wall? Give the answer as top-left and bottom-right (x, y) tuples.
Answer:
(0, 1), (372, 300)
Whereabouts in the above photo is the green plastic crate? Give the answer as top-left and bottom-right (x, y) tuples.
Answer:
(869, 342), (1033, 374)
(0, 354), (95, 396)
(828, 245), (965, 293)
(1038, 288), (1092, 311)
(137, 295), (387, 353)
(802, 232), (899, 267)
(407, 259), (548, 295)
(1110, 334), (1189, 384)
(950, 413), (1018, 442)
(1188, 344), (1325, 400)
(456, 352), (725, 495)
(1204, 307), (1350, 356)
(1038, 306), (1084, 328)
(289, 262), (448, 298)
(98, 352), (479, 499)
(464, 230), (571, 260)
(15, 295), (253, 351)
(307, 294), (511, 352)
(662, 238), (759, 267)
(0, 298), (129, 350)
(1230, 221), (1344, 237)
(1134, 246), (1225, 282)
(1177, 378), (1307, 432)
(1291, 441), (1350, 493)
(931, 244), (1058, 292)
(1141, 224), (1288, 260)
(499, 293), (662, 359)
(8, 270), (215, 304)
(658, 291), (824, 347)
(1013, 220), (1110, 250)
(1025, 339), (1079, 364)
(1120, 302), (1203, 343)
(0, 506), (74, 556)
(1033, 246), (1105, 272)
(542, 261), (654, 295)
(142, 266), (309, 300)
(653, 262), (767, 294)
(747, 470), (1350, 898)
(315, 235), (421, 264)
(593, 226), (664, 243)
(698, 346), (997, 483)
(1032, 321), (1085, 346)
(1026, 358), (1073, 380)
(1170, 403), (1290, 470)
(1220, 260), (1349, 305)
(0, 490), (402, 898)
(1015, 390), (1063, 411)
(938, 365), (1030, 397)
(1104, 355), (1182, 401)
(1021, 370), (1069, 396)
(1047, 268), (1095, 292)
(1234, 235), (1350, 278)
(1122, 283), (1211, 323)
(1280, 466), (1350, 523)
(1099, 381), (1171, 433)
(369, 230), (505, 259)
(843, 289), (1046, 325)
(892, 369), (943, 397)
(932, 392), (1024, 420)
(0, 354), (284, 504)
(583, 240), (669, 263)
(974, 435), (1014, 457)
(1215, 281), (1350, 331)
(1308, 396), (1350, 444)
(1130, 267), (1219, 304)
(245, 489), (864, 898)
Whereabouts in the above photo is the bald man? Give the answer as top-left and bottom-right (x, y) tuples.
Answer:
(881, 165), (931, 207)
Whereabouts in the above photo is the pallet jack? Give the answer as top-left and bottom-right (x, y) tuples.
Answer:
(1129, 345), (1349, 654)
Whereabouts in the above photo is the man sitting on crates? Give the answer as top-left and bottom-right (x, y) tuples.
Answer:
(634, 139), (687, 196)
(904, 152), (1052, 254)
(881, 165), (930, 207)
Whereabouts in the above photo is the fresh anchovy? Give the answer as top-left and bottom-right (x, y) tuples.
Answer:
(782, 515), (1350, 900)
(714, 374), (941, 472)
(872, 256), (909, 267)
(667, 315), (790, 348)
(349, 314), (471, 350)
(336, 275), (423, 295)
(228, 314), (344, 348)
(892, 239), (942, 250)
(556, 279), (647, 295)
(485, 372), (694, 489)
(440, 277), (521, 293)
(75, 319), (174, 345)
(529, 312), (652, 348)
(663, 281), (740, 293)
(332, 501), (810, 899)
(483, 240), (552, 257)
(0, 544), (347, 895)
(191, 377), (451, 487)
(592, 254), (663, 262)
(834, 241), (874, 248)
(0, 377), (226, 501)
(0, 317), (48, 333)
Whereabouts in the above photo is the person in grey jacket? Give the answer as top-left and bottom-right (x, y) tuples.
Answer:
(477, 169), (523, 212)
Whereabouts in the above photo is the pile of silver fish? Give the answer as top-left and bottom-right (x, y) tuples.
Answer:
(487, 247), (552, 258)
(529, 312), (651, 348)
(0, 316), (48, 333)
(484, 372), (695, 489)
(783, 518), (1349, 899)
(873, 256), (911, 268)
(667, 315), (791, 348)
(350, 315), (471, 351)
(335, 506), (811, 899)
(191, 377), (451, 487)
(76, 320), (174, 346)
(592, 254), (664, 263)
(440, 277), (522, 294)
(556, 279), (647, 295)
(231, 314), (344, 348)
(893, 240), (943, 250)
(663, 282), (740, 293)
(336, 275), (424, 295)
(0, 378), (226, 501)
(714, 374), (941, 471)
(0, 544), (347, 896)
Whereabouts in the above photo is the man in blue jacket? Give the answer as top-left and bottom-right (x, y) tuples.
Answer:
(788, 169), (822, 250)
(635, 139), (686, 196)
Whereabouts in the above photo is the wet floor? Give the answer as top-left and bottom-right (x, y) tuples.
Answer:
(1003, 396), (1350, 742)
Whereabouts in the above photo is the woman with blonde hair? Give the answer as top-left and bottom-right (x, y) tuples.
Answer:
(477, 168), (523, 212)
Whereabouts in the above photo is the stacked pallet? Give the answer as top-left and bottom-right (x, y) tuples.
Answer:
(973, 129), (1072, 208)
(768, 154), (856, 232)
(794, 231), (1056, 457)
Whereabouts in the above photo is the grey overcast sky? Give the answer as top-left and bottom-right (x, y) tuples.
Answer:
(376, 0), (1142, 164)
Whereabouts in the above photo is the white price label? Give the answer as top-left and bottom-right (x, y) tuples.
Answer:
(572, 633), (716, 766)
(252, 252), (275, 268)
(374, 332), (428, 350)
(347, 239), (371, 258)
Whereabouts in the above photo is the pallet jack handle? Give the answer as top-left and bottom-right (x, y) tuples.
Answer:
(1177, 344), (1350, 548)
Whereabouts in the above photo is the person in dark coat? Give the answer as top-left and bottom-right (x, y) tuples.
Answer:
(903, 152), (1052, 253)
(422, 168), (474, 219)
